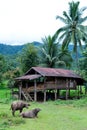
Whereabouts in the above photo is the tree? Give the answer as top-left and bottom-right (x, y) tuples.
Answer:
(55, 1), (87, 68)
(0, 54), (5, 85)
(39, 35), (72, 68)
(79, 46), (87, 80)
(20, 43), (39, 73)
(58, 47), (73, 68)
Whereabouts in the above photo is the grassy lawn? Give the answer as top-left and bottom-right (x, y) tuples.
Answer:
(0, 99), (87, 130)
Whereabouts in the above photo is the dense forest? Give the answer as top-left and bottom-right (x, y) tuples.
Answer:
(0, 41), (41, 55)
(0, 42), (82, 58)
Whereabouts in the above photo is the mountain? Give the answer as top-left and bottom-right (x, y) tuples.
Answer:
(0, 41), (42, 55)
(32, 41), (42, 47)
(0, 44), (24, 55)
(0, 42), (83, 58)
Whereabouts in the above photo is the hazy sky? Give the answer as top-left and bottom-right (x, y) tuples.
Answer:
(0, 0), (87, 45)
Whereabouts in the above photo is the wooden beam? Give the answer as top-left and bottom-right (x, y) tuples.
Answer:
(21, 91), (28, 101)
(66, 89), (68, 100)
(54, 78), (57, 100)
(54, 89), (57, 100)
(75, 86), (78, 99)
(44, 77), (46, 102)
(26, 81), (28, 89)
(57, 89), (60, 98)
(68, 80), (70, 98)
(80, 85), (83, 94)
(34, 79), (37, 101)
(65, 79), (68, 100)
(77, 85), (80, 98)
(44, 90), (46, 102)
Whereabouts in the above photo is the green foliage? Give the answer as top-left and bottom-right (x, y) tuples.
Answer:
(54, 96), (87, 107)
(0, 54), (6, 85)
(0, 54), (5, 71)
(20, 43), (39, 73)
(4, 55), (20, 71)
(3, 68), (21, 80)
(0, 42), (41, 55)
(0, 88), (11, 102)
(40, 35), (73, 68)
(0, 112), (25, 130)
(0, 53), (21, 87)
(0, 44), (24, 55)
(79, 47), (87, 80)
(55, 1), (87, 68)
(58, 47), (73, 68)
(40, 35), (59, 68)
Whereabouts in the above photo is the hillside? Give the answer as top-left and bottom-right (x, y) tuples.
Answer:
(0, 41), (42, 55)
(0, 42), (82, 57)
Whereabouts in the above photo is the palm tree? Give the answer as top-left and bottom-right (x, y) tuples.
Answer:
(39, 35), (72, 68)
(58, 47), (73, 68)
(55, 1), (87, 68)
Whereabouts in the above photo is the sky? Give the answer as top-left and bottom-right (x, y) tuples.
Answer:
(0, 0), (87, 45)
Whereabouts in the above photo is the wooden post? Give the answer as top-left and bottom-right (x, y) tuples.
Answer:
(56, 78), (60, 99)
(66, 89), (68, 100)
(57, 89), (60, 98)
(54, 89), (57, 100)
(78, 85), (80, 98)
(68, 80), (70, 98)
(65, 79), (68, 100)
(54, 78), (57, 100)
(68, 89), (70, 98)
(75, 84), (78, 99)
(80, 86), (82, 94)
(34, 80), (37, 101)
(44, 77), (46, 102)
(44, 90), (46, 102)
(26, 82), (28, 89)
(19, 81), (22, 100)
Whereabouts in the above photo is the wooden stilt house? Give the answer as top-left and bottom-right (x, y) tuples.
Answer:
(15, 67), (84, 101)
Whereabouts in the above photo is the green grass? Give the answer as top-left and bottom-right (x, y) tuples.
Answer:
(1, 100), (87, 130)
(1, 87), (87, 130)
(0, 88), (11, 104)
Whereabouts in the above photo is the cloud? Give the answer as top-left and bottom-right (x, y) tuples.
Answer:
(0, 0), (86, 45)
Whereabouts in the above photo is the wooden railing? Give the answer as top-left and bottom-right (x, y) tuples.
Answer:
(21, 81), (77, 93)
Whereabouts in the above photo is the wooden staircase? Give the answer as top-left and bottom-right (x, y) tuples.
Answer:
(21, 91), (34, 101)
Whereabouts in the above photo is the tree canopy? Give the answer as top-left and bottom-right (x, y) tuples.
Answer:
(20, 43), (39, 73)
(39, 35), (73, 68)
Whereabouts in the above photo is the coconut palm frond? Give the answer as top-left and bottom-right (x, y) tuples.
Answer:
(56, 15), (67, 24)
(55, 60), (66, 68)
(41, 35), (60, 68)
(80, 6), (87, 14)
(79, 16), (87, 24)
(62, 33), (71, 49)
(58, 27), (71, 43)
(63, 11), (72, 23)
(69, 1), (79, 20)
(54, 26), (70, 40)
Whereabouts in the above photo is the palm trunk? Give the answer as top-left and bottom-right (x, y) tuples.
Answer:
(75, 50), (79, 70)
